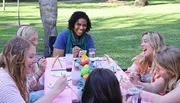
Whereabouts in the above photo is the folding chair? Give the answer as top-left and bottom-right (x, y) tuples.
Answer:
(48, 35), (57, 57)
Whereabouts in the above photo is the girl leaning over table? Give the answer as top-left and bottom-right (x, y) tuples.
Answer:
(126, 46), (180, 103)
(0, 36), (67, 103)
(17, 26), (47, 102)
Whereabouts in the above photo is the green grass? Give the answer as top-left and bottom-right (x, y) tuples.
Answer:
(0, 1), (180, 69)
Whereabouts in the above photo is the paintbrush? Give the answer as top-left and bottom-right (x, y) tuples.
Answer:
(52, 55), (59, 68)
(57, 58), (63, 68)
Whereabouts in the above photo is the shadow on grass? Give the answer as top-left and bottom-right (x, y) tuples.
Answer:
(0, 12), (180, 68)
(88, 13), (180, 68)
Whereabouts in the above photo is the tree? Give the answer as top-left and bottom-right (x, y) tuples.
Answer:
(134, 0), (148, 6)
(3, 0), (6, 10)
(39, 0), (58, 57)
(17, 0), (20, 25)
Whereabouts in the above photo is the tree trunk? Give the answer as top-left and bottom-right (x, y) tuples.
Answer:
(3, 0), (6, 10)
(39, 0), (58, 57)
(134, 0), (148, 6)
(17, 0), (20, 25)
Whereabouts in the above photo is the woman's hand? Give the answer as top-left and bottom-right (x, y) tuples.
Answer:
(72, 46), (80, 58)
(38, 58), (47, 75)
(53, 76), (68, 94)
(129, 72), (140, 85)
(121, 80), (135, 90)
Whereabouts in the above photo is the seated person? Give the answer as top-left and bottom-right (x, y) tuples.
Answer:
(82, 68), (131, 103)
(0, 36), (67, 103)
(17, 26), (47, 102)
(137, 46), (180, 103)
(127, 31), (167, 83)
(53, 11), (95, 58)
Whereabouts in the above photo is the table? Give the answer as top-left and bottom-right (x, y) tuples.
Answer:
(45, 57), (72, 103)
(44, 57), (149, 103)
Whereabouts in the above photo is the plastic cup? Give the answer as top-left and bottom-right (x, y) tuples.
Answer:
(72, 70), (81, 86)
(65, 54), (73, 72)
(70, 85), (80, 103)
(88, 48), (96, 58)
(135, 85), (144, 103)
(127, 87), (140, 103)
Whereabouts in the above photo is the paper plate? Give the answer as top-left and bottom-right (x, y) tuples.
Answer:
(50, 70), (71, 77)
(48, 82), (69, 89)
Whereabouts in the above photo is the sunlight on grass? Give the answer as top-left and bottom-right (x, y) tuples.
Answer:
(0, 2), (180, 68)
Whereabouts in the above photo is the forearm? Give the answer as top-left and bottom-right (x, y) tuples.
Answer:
(34, 88), (60, 103)
(28, 72), (43, 91)
(34, 71), (43, 82)
(138, 81), (155, 92)
(141, 90), (162, 103)
(53, 48), (64, 57)
(140, 77), (166, 93)
(31, 83), (44, 91)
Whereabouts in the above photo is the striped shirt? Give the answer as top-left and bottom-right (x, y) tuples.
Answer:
(0, 68), (25, 103)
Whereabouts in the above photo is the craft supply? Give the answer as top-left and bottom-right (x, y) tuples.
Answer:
(52, 55), (59, 68)
(58, 58), (63, 68)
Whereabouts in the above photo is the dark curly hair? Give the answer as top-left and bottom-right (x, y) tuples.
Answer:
(68, 11), (91, 32)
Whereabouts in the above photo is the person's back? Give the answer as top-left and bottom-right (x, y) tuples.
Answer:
(0, 68), (25, 103)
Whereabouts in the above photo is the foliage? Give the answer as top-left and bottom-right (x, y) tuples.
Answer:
(0, 2), (180, 69)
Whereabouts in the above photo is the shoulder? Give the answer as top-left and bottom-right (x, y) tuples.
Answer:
(86, 33), (93, 38)
(0, 69), (25, 103)
(56, 30), (68, 42)
(86, 33), (94, 42)
(0, 68), (15, 87)
(58, 30), (68, 37)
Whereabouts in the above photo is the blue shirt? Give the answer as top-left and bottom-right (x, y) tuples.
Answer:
(53, 30), (95, 54)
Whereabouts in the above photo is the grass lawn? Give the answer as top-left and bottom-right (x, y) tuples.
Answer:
(0, 1), (180, 69)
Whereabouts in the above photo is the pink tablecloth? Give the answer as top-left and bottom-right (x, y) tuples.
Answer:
(45, 57), (72, 103)
(44, 57), (149, 103)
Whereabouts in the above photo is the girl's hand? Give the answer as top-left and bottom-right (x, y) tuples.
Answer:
(38, 58), (47, 74)
(53, 76), (67, 93)
(121, 79), (134, 90)
(129, 72), (140, 85)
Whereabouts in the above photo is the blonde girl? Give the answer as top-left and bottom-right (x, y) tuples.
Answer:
(128, 31), (167, 82)
(17, 26), (46, 102)
(0, 36), (67, 103)
(140, 46), (180, 103)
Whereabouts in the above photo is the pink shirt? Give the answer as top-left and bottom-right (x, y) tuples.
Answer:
(0, 68), (25, 103)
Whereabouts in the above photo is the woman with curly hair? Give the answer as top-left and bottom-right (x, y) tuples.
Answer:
(53, 11), (95, 57)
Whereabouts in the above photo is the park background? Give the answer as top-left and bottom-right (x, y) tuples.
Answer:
(0, 0), (180, 69)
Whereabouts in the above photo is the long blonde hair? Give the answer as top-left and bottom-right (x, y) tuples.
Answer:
(133, 31), (167, 64)
(142, 31), (166, 54)
(17, 26), (37, 73)
(0, 36), (32, 102)
(155, 46), (180, 91)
